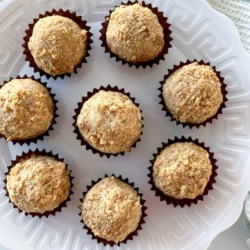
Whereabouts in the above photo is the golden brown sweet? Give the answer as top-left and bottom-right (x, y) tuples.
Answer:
(0, 78), (54, 141)
(163, 62), (223, 124)
(28, 15), (87, 76)
(153, 142), (212, 199)
(6, 154), (71, 214)
(76, 90), (142, 154)
(81, 177), (142, 243)
(106, 3), (164, 63)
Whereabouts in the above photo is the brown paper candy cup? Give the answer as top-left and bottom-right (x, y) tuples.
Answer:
(72, 85), (144, 158)
(3, 149), (74, 218)
(158, 59), (228, 128)
(0, 75), (59, 146)
(22, 9), (93, 80)
(79, 174), (147, 246)
(99, 1), (172, 69)
(148, 136), (218, 208)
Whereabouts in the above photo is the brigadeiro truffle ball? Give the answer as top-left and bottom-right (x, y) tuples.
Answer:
(153, 142), (212, 199)
(76, 90), (142, 154)
(162, 62), (223, 124)
(28, 15), (87, 76)
(106, 3), (165, 64)
(6, 154), (71, 214)
(81, 176), (142, 243)
(0, 78), (54, 141)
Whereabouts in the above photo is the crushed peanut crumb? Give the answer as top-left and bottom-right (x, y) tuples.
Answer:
(82, 177), (142, 243)
(106, 3), (164, 63)
(0, 78), (54, 141)
(28, 15), (87, 76)
(163, 62), (223, 124)
(76, 90), (142, 154)
(153, 142), (212, 199)
(6, 154), (71, 214)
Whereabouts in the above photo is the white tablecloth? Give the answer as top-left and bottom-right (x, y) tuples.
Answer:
(207, 0), (250, 53)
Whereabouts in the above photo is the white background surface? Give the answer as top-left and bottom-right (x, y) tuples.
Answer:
(0, 209), (249, 250)
(207, 0), (250, 54)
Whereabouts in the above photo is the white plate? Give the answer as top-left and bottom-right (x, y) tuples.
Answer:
(0, 0), (250, 249)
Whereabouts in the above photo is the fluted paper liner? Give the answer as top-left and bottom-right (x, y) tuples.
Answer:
(0, 75), (59, 146)
(22, 9), (93, 80)
(3, 149), (74, 218)
(148, 136), (218, 208)
(158, 59), (228, 128)
(79, 174), (147, 246)
(72, 85), (144, 158)
(99, 1), (172, 69)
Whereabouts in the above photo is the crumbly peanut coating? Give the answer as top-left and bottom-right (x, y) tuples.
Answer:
(163, 62), (223, 124)
(76, 90), (142, 154)
(0, 79), (54, 141)
(82, 177), (142, 243)
(28, 15), (87, 76)
(106, 3), (164, 63)
(153, 142), (212, 199)
(6, 154), (71, 214)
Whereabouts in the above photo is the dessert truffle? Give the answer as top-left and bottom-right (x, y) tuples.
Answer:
(76, 90), (142, 154)
(28, 15), (87, 76)
(162, 62), (223, 124)
(153, 142), (212, 199)
(0, 78), (54, 141)
(81, 176), (142, 243)
(106, 3), (164, 64)
(6, 154), (71, 214)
